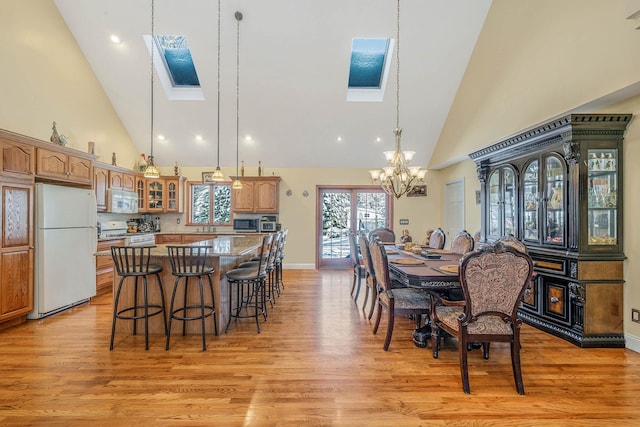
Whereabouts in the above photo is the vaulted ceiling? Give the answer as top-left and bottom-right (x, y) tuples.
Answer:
(53, 0), (492, 170)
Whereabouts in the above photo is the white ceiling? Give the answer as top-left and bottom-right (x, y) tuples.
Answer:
(53, 0), (492, 170)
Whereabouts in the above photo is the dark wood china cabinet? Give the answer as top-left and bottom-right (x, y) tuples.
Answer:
(470, 114), (631, 348)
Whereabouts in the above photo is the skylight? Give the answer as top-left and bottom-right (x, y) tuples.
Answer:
(144, 34), (204, 101)
(347, 38), (394, 102)
(154, 35), (200, 87)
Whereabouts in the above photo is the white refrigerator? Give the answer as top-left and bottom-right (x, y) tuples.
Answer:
(28, 183), (97, 319)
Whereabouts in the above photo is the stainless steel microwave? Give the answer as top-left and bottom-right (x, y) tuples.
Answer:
(233, 218), (259, 232)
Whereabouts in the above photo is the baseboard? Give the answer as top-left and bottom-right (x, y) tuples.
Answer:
(282, 263), (316, 270)
(625, 333), (640, 353)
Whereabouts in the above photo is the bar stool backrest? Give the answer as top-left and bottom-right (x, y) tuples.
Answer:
(167, 245), (214, 275)
(255, 234), (273, 277)
(110, 245), (157, 276)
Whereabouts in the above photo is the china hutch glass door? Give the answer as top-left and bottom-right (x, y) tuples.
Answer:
(544, 155), (565, 245)
(587, 148), (618, 246)
(487, 166), (517, 239)
(523, 160), (539, 241)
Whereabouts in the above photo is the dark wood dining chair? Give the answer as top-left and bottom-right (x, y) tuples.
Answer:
(349, 231), (365, 302)
(428, 228), (446, 249)
(368, 227), (396, 243)
(369, 239), (431, 351)
(358, 231), (377, 320)
(449, 230), (474, 254)
(430, 242), (534, 394)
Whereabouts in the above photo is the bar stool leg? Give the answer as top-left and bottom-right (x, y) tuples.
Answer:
(110, 275), (127, 350)
(165, 276), (181, 350)
(207, 274), (219, 336)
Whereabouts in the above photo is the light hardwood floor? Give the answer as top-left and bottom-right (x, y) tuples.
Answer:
(1, 269), (640, 426)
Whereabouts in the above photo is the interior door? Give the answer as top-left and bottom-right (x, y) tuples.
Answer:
(317, 187), (391, 268)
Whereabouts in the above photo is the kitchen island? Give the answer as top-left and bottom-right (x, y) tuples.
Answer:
(97, 235), (263, 336)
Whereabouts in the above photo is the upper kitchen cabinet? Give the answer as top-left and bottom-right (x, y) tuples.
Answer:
(231, 176), (280, 213)
(0, 137), (35, 181)
(109, 170), (136, 192)
(471, 114), (631, 348)
(140, 176), (185, 213)
(94, 166), (109, 211)
(36, 147), (93, 186)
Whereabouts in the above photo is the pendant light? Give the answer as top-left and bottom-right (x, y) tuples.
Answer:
(209, 0), (225, 181)
(143, 0), (160, 179)
(369, 0), (426, 198)
(231, 11), (243, 190)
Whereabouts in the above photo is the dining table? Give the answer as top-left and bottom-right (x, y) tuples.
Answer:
(384, 245), (463, 347)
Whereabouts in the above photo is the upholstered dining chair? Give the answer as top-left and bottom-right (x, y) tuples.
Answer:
(358, 231), (377, 320)
(496, 234), (528, 254)
(449, 230), (474, 254)
(430, 242), (534, 394)
(368, 227), (396, 244)
(349, 231), (365, 302)
(369, 239), (431, 351)
(428, 228), (446, 249)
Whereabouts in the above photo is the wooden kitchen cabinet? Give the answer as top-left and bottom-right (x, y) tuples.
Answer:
(1, 137), (35, 180)
(0, 181), (34, 327)
(109, 171), (136, 192)
(471, 114), (631, 348)
(94, 166), (109, 211)
(96, 239), (123, 296)
(154, 234), (182, 244)
(36, 147), (93, 185)
(231, 176), (280, 213)
(155, 234), (217, 244)
(139, 176), (185, 213)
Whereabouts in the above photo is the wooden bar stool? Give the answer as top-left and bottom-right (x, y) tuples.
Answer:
(166, 245), (218, 351)
(110, 245), (167, 350)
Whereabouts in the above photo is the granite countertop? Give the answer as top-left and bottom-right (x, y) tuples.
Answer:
(96, 235), (263, 257)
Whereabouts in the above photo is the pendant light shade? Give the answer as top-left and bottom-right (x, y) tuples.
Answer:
(231, 11), (243, 190)
(143, 0), (161, 179)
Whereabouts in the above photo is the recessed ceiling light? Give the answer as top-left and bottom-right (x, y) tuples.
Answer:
(376, 137), (382, 142)
(110, 35), (121, 44)
(157, 134), (166, 141)
(195, 135), (203, 141)
(337, 136), (343, 142)
(244, 135), (253, 142)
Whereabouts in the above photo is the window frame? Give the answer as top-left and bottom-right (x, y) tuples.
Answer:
(186, 180), (232, 226)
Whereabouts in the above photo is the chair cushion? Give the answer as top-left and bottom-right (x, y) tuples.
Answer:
(436, 305), (513, 336)
(379, 288), (430, 310)
(226, 267), (262, 281)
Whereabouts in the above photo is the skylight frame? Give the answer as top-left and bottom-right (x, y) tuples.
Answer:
(144, 34), (204, 101)
(347, 38), (395, 103)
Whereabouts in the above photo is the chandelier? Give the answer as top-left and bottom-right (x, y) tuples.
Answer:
(369, 0), (426, 198)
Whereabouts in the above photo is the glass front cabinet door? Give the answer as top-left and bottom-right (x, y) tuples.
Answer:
(584, 147), (620, 253)
(486, 165), (517, 240)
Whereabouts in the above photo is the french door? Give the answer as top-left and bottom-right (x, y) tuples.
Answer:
(317, 186), (392, 268)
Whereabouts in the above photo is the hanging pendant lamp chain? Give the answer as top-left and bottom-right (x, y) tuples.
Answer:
(235, 12), (242, 178)
(396, 0), (400, 131)
(216, 0), (221, 169)
(150, 0), (155, 159)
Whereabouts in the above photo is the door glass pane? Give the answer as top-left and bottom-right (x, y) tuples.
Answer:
(357, 192), (387, 235)
(321, 191), (352, 261)
(523, 160), (539, 241)
(588, 148), (618, 245)
(503, 168), (516, 237)
(488, 171), (500, 237)
(545, 156), (564, 244)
